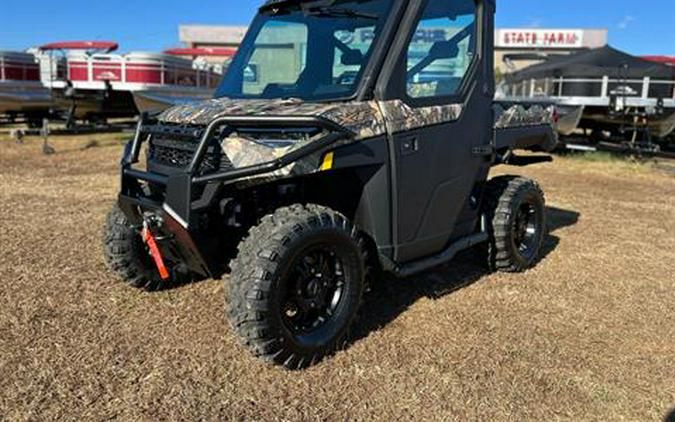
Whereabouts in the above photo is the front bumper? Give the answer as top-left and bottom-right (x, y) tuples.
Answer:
(118, 192), (213, 278)
(117, 114), (354, 277)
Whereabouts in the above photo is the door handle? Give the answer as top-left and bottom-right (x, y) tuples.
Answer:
(400, 137), (418, 156)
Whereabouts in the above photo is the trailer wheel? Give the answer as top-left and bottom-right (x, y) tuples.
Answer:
(227, 204), (366, 370)
(483, 176), (547, 272)
(103, 205), (182, 291)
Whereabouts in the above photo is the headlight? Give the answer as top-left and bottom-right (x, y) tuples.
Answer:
(221, 129), (320, 168)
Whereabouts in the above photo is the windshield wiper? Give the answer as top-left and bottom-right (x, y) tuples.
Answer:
(304, 7), (378, 20)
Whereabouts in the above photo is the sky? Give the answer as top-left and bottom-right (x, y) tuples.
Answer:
(1, 0), (673, 56)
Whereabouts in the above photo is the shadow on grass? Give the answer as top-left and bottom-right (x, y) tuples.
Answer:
(351, 206), (579, 343)
(158, 206), (580, 335)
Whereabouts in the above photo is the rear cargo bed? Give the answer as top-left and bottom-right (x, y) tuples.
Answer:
(492, 102), (558, 152)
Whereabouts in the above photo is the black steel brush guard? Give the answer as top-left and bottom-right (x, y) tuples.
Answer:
(118, 114), (354, 277)
(122, 115), (352, 219)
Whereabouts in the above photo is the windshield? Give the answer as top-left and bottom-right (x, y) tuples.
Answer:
(215, 0), (394, 101)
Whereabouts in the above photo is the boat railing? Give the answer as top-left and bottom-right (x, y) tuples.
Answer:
(504, 76), (675, 104)
(45, 53), (222, 90)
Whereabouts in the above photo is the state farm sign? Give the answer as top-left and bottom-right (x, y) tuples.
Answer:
(496, 29), (585, 49)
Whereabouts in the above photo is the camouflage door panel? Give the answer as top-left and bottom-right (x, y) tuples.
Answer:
(377, 100), (463, 133)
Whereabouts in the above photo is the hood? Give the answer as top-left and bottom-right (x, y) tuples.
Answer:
(159, 97), (387, 140)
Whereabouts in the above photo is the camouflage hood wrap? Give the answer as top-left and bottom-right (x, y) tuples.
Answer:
(159, 97), (386, 140)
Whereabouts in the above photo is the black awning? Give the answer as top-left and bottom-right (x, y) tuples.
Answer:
(508, 45), (675, 81)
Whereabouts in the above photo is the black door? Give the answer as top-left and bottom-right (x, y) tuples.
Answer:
(378, 0), (495, 263)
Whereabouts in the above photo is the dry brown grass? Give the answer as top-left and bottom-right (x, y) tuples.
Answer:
(1, 132), (674, 421)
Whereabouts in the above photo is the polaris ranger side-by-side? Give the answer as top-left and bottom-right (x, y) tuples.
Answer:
(105, 0), (558, 369)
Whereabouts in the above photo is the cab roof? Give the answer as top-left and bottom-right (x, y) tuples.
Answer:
(261, 0), (491, 15)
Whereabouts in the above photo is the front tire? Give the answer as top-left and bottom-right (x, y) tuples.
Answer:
(103, 205), (177, 291)
(227, 204), (366, 370)
(483, 176), (547, 272)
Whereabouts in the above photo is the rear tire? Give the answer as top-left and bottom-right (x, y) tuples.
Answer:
(483, 176), (547, 272)
(227, 204), (366, 370)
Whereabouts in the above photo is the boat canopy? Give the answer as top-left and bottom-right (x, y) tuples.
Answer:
(509, 45), (675, 81)
(39, 41), (119, 53)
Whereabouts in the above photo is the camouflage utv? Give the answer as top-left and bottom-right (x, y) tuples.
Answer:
(104, 0), (558, 369)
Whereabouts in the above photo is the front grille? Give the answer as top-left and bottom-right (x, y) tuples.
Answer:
(146, 124), (234, 174)
(148, 137), (234, 173)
